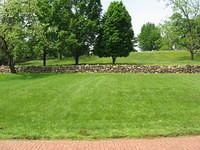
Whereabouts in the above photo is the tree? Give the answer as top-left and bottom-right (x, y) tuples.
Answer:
(165, 0), (200, 60)
(159, 14), (184, 51)
(66, 0), (102, 65)
(95, 1), (135, 64)
(0, 0), (31, 73)
(36, 0), (73, 66)
(53, 0), (72, 60)
(138, 23), (161, 51)
(36, 0), (59, 66)
(0, 0), (41, 71)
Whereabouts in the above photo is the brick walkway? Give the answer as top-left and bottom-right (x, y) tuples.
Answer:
(1, 136), (200, 150)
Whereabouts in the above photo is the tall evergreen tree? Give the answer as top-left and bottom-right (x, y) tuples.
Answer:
(95, 1), (135, 64)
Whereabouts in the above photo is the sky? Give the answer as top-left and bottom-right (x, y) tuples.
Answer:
(101, 0), (173, 36)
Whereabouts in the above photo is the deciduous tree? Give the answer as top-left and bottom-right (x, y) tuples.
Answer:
(159, 17), (182, 50)
(138, 23), (161, 51)
(165, 0), (200, 60)
(66, 0), (102, 65)
(0, 0), (32, 72)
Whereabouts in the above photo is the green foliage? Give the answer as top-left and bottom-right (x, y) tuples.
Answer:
(95, 1), (135, 64)
(0, 0), (101, 66)
(138, 23), (161, 51)
(159, 17), (183, 51)
(0, 0), (43, 66)
(66, 0), (102, 65)
(36, 0), (72, 59)
(165, 0), (200, 60)
(0, 0), (36, 72)
(0, 0), (24, 58)
(35, 0), (66, 65)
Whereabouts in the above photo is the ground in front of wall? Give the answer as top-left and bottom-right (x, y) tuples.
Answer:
(1, 73), (200, 139)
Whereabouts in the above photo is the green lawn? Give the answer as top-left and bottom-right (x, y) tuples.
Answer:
(1, 73), (200, 139)
(18, 50), (200, 66)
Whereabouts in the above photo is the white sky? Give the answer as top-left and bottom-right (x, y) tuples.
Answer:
(101, 0), (173, 35)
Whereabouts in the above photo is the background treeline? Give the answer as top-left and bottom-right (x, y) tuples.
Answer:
(0, 0), (200, 73)
(139, 13), (200, 56)
(138, 0), (200, 61)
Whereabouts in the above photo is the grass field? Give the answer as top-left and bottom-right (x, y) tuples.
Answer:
(1, 73), (200, 139)
(18, 50), (200, 66)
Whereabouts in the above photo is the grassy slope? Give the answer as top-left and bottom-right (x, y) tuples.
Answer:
(1, 73), (200, 139)
(18, 50), (200, 66)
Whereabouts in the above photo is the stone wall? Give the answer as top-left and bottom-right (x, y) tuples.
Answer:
(1, 65), (200, 74)
(0, 66), (11, 74)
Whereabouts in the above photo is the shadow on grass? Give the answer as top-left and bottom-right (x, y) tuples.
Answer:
(24, 63), (144, 66)
(0, 73), (60, 81)
(178, 56), (191, 61)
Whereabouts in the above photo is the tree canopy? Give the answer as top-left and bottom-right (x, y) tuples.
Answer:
(0, 0), (102, 66)
(66, 0), (102, 65)
(138, 23), (161, 51)
(159, 15), (183, 51)
(165, 0), (200, 60)
(0, 0), (36, 72)
(95, 1), (135, 64)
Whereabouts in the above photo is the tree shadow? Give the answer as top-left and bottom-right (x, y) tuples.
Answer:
(56, 62), (144, 66)
(0, 73), (60, 81)
(178, 56), (190, 61)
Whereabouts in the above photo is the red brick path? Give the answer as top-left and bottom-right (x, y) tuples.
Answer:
(1, 136), (200, 150)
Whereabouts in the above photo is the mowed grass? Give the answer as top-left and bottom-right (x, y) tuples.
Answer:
(1, 73), (200, 139)
(18, 50), (200, 66)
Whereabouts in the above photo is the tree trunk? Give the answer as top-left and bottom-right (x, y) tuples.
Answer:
(43, 49), (47, 66)
(8, 56), (16, 73)
(58, 52), (62, 60)
(190, 50), (194, 60)
(0, 36), (16, 73)
(112, 57), (116, 65)
(75, 56), (79, 65)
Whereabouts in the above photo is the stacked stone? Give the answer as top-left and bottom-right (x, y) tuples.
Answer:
(0, 66), (10, 74)
(1, 65), (200, 74)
